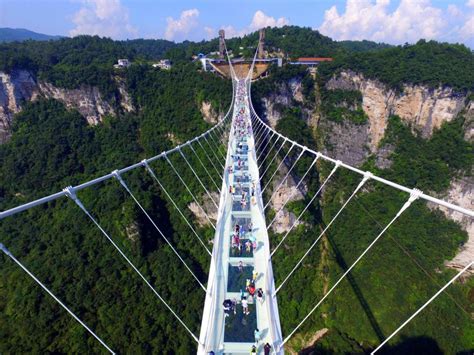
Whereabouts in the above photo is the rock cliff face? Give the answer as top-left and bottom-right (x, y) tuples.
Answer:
(326, 71), (469, 151)
(431, 178), (474, 274)
(319, 119), (370, 167)
(0, 69), (134, 143)
(261, 78), (306, 128)
(38, 82), (115, 125)
(200, 101), (222, 124)
(259, 70), (473, 272)
(0, 70), (39, 142)
(268, 161), (306, 234)
(188, 192), (219, 227)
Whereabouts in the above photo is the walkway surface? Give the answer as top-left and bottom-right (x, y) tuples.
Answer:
(198, 79), (283, 354)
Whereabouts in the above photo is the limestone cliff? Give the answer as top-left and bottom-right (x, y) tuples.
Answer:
(0, 69), (134, 143)
(261, 77), (307, 128)
(268, 167), (306, 234)
(430, 178), (474, 274)
(319, 119), (371, 168)
(326, 71), (469, 151)
(259, 70), (473, 272)
(200, 101), (223, 124)
(0, 70), (39, 142)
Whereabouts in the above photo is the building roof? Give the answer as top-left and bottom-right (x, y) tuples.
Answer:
(297, 57), (333, 62)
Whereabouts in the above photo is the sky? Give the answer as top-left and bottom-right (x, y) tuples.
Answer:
(0, 0), (473, 48)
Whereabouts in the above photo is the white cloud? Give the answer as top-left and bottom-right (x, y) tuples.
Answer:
(208, 10), (289, 39)
(164, 9), (200, 41)
(460, 14), (474, 39)
(248, 10), (289, 31)
(447, 4), (462, 17)
(467, 0), (474, 7)
(319, 0), (447, 44)
(69, 0), (137, 39)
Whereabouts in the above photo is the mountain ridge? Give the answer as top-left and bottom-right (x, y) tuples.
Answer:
(0, 27), (64, 42)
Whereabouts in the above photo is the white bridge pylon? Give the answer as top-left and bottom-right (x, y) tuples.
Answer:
(198, 76), (283, 353)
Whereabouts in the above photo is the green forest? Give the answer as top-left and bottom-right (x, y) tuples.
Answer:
(0, 28), (473, 354)
(0, 52), (231, 352)
(249, 36), (473, 354)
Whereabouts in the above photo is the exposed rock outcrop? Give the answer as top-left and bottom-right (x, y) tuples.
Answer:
(115, 76), (134, 113)
(38, 82), (115, 125)
(261, 78), (307, 128)
(268, 164), (306, 234)
(430, 178), (474, 274)
(0, 69), (135, 143)
(188, 192), (219, 227)
(463, 102), (474, 142)
(200, 101), (222, 124)
(0, 70), (39, 142)
(327, 71), (469, 151)
(319, 119), (371, 167)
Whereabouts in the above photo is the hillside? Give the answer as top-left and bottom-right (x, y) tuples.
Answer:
(0, 27), (63, 42)
(251, 38), (473, 354)
(0, 28), (472, 354)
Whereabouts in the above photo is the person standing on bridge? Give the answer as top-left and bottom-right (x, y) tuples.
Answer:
(264, 343), (272, 355)
(257, 288), (264, 304)
(245, 240), (252, 254)
(242, 297), (249, 315)
(254, 328), (261, 345)
(247, 282), (256, 301)
(250, 345), (257, 355)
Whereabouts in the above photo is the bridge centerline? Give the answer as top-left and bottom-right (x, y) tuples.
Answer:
(198, 78), (283, 354)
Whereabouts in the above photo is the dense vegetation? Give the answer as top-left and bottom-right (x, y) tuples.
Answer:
(249, 36), (473, 353)
(337, 39), (392, 52)
(257, 105), (473, 354)
(0, 61), (230, 353)
(319, 40), (474, 92)
(320, 88), (368, 124)
(377, 115), (473, 192)
(0, 36), (175, 100)
(0, 27), (473, 354)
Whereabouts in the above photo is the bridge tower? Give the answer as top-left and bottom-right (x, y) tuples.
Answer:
(258, 28), (265, 58)
(219, 29), (225, 59)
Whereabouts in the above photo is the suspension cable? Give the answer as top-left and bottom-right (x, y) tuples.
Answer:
(197, 139), (223, 179)
(0, 243), (115, 354)
(178, 149), (219, 209)
(256, 131), (276, 161)
(259, 137), (287, 179)
(261, 143), (296, 194)
(281, 189), (422, 346)
(275, 169), (371, 294)
(188, 145), (221, 193)
(165, 155), (216, 229)
(63, 186), (200, 344)
(267, 155), (319, 229)
(255, 119), (269, 145)
(207, 129), (227, 162)
(255, 124), (270, 148)
(111, 170), (207, 291)
(371, 261), (473, 354)
(203, 135), (225, 170)
(143, 161), (212, 255)
(258, 134), (281, 167)
(271, 161), (340, 257)
(264, 148), (306, 210)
